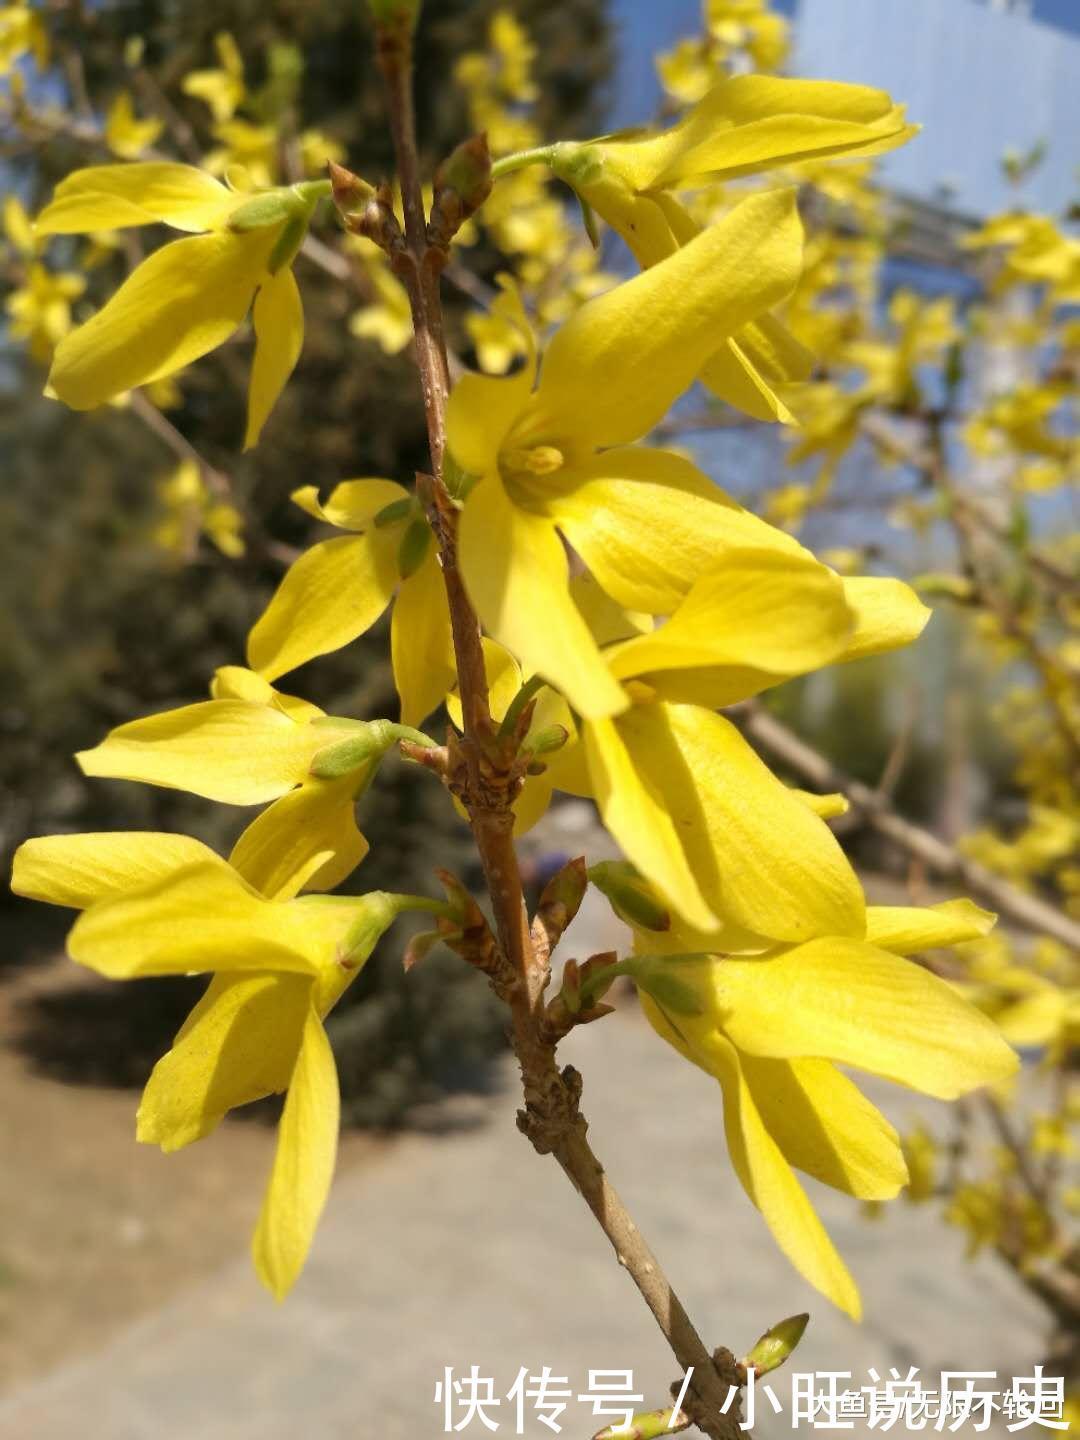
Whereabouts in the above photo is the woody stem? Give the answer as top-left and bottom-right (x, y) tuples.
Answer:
(373, 17), (741, 1438)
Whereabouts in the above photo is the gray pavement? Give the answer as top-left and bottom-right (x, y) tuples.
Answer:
(0, 884), (1050, 1439)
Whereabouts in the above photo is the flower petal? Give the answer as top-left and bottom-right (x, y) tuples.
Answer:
(252, 1006), (340, 1300)
(865, 898), (996, 955)
(458, 477), (627, 719)
(137, 972), (311, 1151)
(548, 446), (801, 615)
(48, 229), (273, 408)
(67, 861), (359, 979)
(292, 478), (409, 532)
(229, 776), (370, 902)
(625, 704), (865, 943)
(740, 1054), (908, 1200)
(584, 714), (715, 932)
(517, 189), (803, 451)
(391, 542), (456, 728)
(77, 700), (351, 805)
(837, 576), (931, 662)
(606, 545), (851, 681)
(717, 938), (1020, 1098)
(11, 831), (219, 909)
(36, 163), (234, 236)
(642, 998), (861, 1319)
(247, 533), (399, 681)
(245, 264), (304, 450)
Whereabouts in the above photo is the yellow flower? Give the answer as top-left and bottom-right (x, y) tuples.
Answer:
(349, 253), (414, 355)
(630, 897), (1014, 1315)
(181, 31), (246, 123)
(0, 2), (49, 75)
(104, 91), (164, 158)
(152, 459), (245, 559)
(5, 261), (84, 362)
(528, 75), (917, 420)
(11, 830), (427, 1297)
(37, 162), (324, 447)
(447, 189), (808, 720)
(75, 665), (408, 902)
(246, 482), (455, 729)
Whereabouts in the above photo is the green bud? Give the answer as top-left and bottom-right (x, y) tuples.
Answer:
(397, 516), (431, 580)
(525, 724), (569, 757)
(588, 861), (671, 932)
(309, 720), (399, 779)
(742, 1313), (809, 1376)
(593, 1409), (690, 1440)
(367, 0), (420, 31)
(227, 190), (298, 233)
(432, 133), (493, 228)
(327, 160), (376, 216)
(373, 496), (414, 528)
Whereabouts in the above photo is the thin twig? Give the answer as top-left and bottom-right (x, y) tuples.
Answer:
(373, 18), (741, 1438)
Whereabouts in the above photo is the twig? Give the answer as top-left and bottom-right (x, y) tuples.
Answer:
(373, 17), (741, 1438)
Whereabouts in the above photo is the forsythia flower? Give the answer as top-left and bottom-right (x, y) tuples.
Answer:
(11, 830), (417, 1297)
(104, 91), (164, 158)
(542, 76), (917, 420)
(76, 666), (405, 901)
(36, 163), (327, 447)
(246, 483), (455, 728)
(446, 189), (807, 719)
(630, 897), (1016, 1315)
(0, 2), (48, 75)
(181, 31), (246, 123)
(152, 459), (245, 560)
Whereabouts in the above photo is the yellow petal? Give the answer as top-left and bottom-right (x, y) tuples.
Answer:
(209, 665), (324, 722)
(390, 542), (456, 728)
(245, 264), (303, 450)
(77, 700), (352, 805)
(548, 446), (801, 615)
(717, 938), (1020, 1099)
(607, 545), (851, 682)
(252, 1006), (340, 1300)
(837, 576), (932, 662)
(246, 533), (399, 681)
(67, 860), (360, 979)
(11, 831), (219, 909)
(36, 163), (233, 236)
(137, 972), (311, 1151)
(48, 228), (272, 409)
(643, 1000), (861, 1319)
(625, 704), (864, 943)
(584, 714), (715, 932)
(700, 312), (814, 425)
(446, 284), (537, 477)
(740, 1055), (908, 1200)
(458, 477), (627, 720)
(229, 776), (370, 902)
(865, 898), (996, 955)
(517, 189), (803, 451)
(292, 478), (409, 532)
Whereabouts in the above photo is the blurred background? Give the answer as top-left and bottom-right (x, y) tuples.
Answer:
(1, 0), (1077, 1434)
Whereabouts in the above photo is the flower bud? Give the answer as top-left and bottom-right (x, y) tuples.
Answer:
(327, 160), (376, 217)
(429, 133), (492, 245)
(742, 1313), (809, 1377)
(588, 861), (671, 932)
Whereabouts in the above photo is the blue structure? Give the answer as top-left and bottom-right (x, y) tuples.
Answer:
(789, 0), (1080, 217)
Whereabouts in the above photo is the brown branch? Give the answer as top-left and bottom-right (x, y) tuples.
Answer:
(373, 15), (741, 1438)
(738, 702), (1080, 951)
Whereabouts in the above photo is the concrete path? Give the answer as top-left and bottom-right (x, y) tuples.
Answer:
(0, 890), (1048, 1439)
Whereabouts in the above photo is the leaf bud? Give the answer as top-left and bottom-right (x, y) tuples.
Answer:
(742, 1313), (809, 1377)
